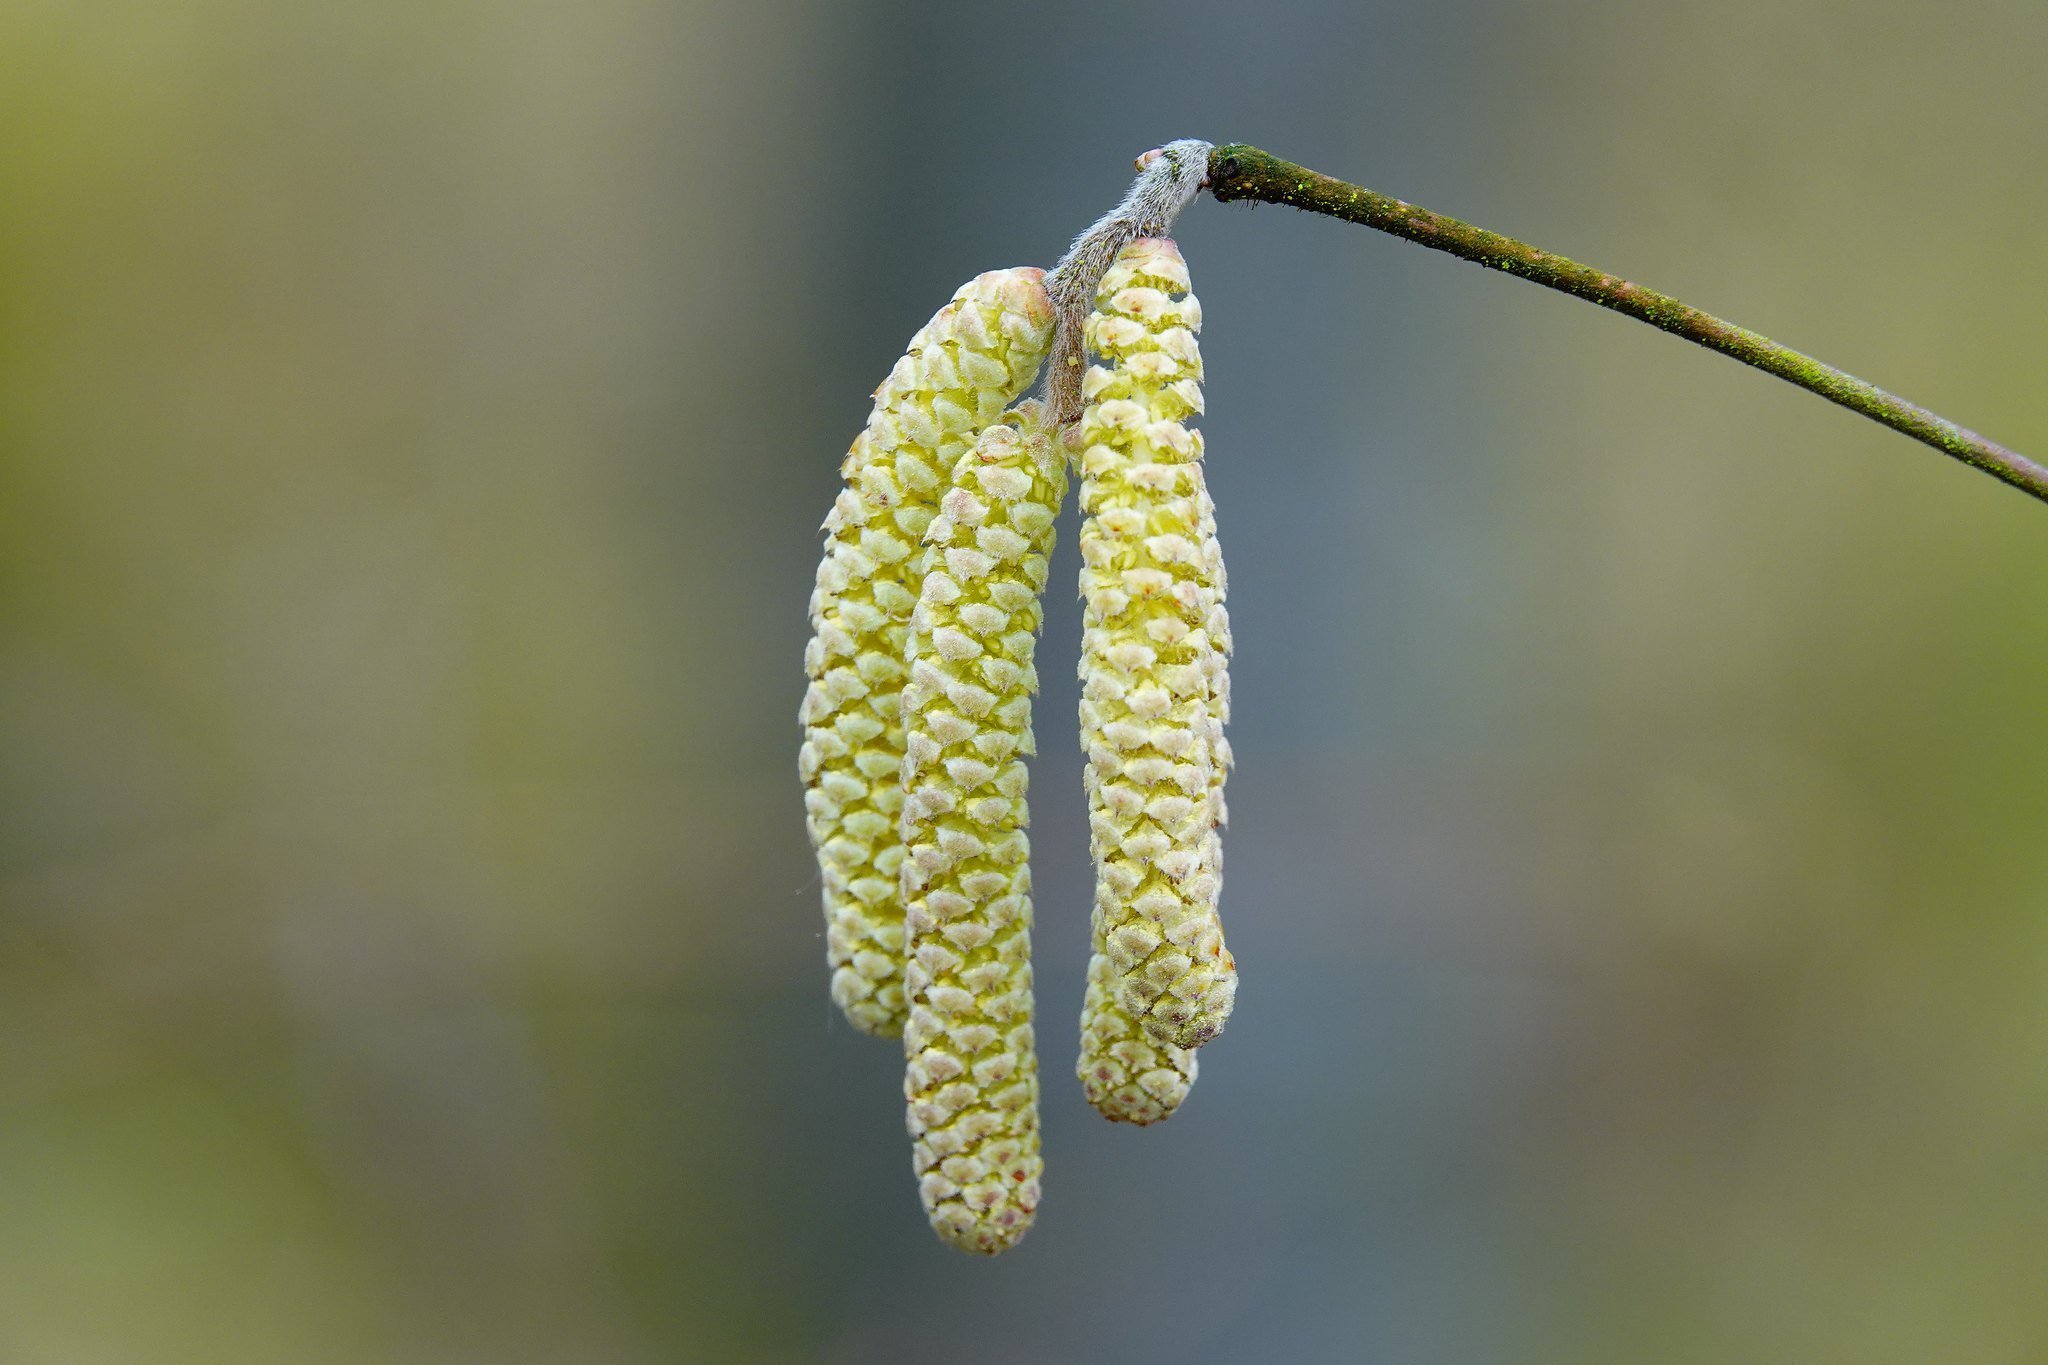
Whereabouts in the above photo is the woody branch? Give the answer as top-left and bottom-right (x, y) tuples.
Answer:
(1196, 143), (2048, 506)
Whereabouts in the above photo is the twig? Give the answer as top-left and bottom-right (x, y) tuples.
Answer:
(1203, 143), (2048, 507)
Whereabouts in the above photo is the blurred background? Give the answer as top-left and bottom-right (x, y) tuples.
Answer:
(3, 1), (2045, 1360)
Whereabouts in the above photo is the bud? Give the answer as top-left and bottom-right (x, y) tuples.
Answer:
(802, 269), (1055, 1037)
(899, 406), (1065, 1253)
(1072, 239), (1236, 1103)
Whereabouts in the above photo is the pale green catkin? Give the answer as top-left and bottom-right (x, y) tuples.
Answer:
(1073, 239), (1236, 1124)
(900, 405), (1065, 1254)
(1075, 471), (1233, 1126)
(802, 269), (1054, 1038)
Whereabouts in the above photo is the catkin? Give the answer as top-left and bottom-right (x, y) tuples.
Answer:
(801, 269), (1055, 1038)
(1075, 470), (1231, 1126)
(1073, 238), (1235, 1125)
(899, 405), (1065, 1254)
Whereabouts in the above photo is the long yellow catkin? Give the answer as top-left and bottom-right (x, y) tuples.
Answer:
(1073, 238), (1235, 1123)
(899, 405), (1065, 1254)
(801, 270), (1054, 1037)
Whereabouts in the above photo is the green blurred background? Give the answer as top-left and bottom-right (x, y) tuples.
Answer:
(2, 1), (2045, 1360)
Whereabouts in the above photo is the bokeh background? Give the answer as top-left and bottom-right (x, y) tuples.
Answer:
(3, 1), (2045, 1360)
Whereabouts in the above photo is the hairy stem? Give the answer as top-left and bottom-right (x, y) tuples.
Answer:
(1044, 140), (1213, 431)
(1204, 143), (2048, 507)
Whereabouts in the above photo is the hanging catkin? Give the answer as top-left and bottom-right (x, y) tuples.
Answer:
(1073, 238), (1235, 1126)
(1077, 472), (1233, 1125)
(899, 404), (1065, 1254)
(801, 269), (1055, 1038)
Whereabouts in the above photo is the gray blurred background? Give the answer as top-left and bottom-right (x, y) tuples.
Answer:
(3, 2), (2046, 1361)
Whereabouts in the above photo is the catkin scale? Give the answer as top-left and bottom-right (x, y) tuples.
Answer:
(802, 270), (1055, 1038)
(1073, 239), (1235, 1120)
(899, 407), (1066, 1254)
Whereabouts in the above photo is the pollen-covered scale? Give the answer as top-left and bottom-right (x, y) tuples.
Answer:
(1072, 237), (1236, 1122)
(899, 404), (1065, 1253)
(801, 269), (1055, 1038)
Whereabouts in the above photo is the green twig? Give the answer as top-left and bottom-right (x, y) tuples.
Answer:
(1204, 143), (2048, 507)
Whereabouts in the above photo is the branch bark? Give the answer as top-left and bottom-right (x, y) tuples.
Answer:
(1204, 143), (2048, 507)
